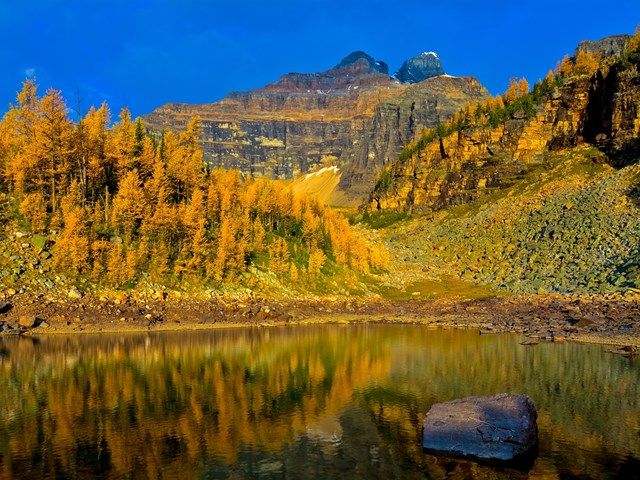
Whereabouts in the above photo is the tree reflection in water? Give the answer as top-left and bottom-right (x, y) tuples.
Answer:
(0, 325), (638, 479)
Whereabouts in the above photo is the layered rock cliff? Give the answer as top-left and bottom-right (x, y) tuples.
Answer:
(369, 42), (640, 212)
(341, 75), (488, 197)
(144, 51), (488, 203)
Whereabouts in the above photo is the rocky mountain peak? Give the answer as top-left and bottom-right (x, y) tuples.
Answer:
(254, 51), (392, 94)
(576, 34), (630, 58)
(395, 51), (445, 84)
(334, 51), (389, 75)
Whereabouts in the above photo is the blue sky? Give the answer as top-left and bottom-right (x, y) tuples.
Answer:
(0, 0), (638, 119)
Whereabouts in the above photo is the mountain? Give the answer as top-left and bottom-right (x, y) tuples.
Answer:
(144, 51), (488, 204)
(366, 34), (640, 294)
(394, 52), (445, 83)
(576, 34), (630, 57)
(369, 36), (640, 212)
(334, 50), (389, 74)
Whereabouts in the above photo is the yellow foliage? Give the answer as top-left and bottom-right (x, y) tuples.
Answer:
(544, 70), (555, 86)
(111, 170), (146, 239)
(308, 248), (326, 275)
(268, 237), (290, 274)
(213, 217), (236, 281)
(574, 50), (601, 75)
(626, 25), (640, 53)
(503, 78), (528, 103)
(556, 55), (573, 76)
(290, 263), (299, 281)
(0, 82), (388, 287)
(19, 192), (47, 232)
(53, 183), (89, 273)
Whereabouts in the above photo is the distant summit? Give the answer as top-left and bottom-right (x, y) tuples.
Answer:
(334, 51), (389, 75)
(395, 51), (445, 84)
(255, 50), (392, 94)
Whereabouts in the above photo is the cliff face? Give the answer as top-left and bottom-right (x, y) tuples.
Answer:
(341, 76), (488, 197)
(370, 55), (640, 212)
(144, 52), (488, 203)
(583, 59), (640, 166)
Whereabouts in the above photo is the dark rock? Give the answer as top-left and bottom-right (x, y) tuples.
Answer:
(0, 301), (11, 314)
(0, 323), (21, 335)
(479, 329), (500, 335)
(422, 394), (538, 462)
(334, 51), (388, 75)
(395, 52), (445, 84)
(572, 317), (597, 328)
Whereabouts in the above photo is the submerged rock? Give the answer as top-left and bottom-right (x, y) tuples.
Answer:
(422, 393), (538, 462)
(607, 345), (638, 357)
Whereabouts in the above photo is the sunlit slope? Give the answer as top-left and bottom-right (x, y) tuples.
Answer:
(290, 166), (358, 208)
(376, 147), (640, 294)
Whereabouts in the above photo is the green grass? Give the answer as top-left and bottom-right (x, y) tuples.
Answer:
(356, 210), (410, 230)
(378, 276), (500, 301)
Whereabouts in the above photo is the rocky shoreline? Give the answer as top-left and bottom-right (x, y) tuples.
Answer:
(1, 290), (639, 351)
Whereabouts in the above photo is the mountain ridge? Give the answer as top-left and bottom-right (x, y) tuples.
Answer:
(144, 49), (486, 204)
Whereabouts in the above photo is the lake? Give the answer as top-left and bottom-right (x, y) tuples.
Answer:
(0, 325), (639, 479)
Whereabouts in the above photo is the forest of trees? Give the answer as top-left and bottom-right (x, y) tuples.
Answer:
(0, 82), (387, 287)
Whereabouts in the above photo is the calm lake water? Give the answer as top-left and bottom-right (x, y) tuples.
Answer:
(0, 325), (639, 479)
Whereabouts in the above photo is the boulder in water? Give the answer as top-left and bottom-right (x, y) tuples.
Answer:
(422, 393), (538, 462)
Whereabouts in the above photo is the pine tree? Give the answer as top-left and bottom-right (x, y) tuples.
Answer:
(308, 248), (326, 275)
(517, 78), (530, 97)
(53, 182), (89, 273)
(213, 216), (235, 280)
(2, 81), (40, 196)
(574, 50), (601, 75)
(556, 55), (573, 76)
(19, 192), (47, 232)
(290, 263), (299, 281)
(111, 169), (146, 239)
(112, 108), (136, 174)
(34, 88), (74, 210)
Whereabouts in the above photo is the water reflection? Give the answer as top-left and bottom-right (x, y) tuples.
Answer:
(0, 326), (638, 479)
